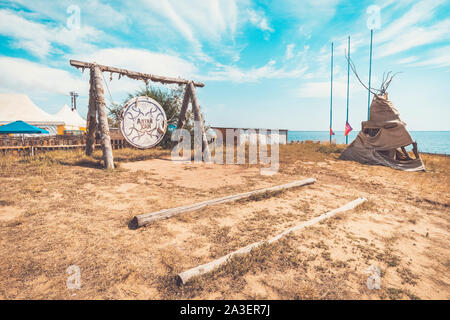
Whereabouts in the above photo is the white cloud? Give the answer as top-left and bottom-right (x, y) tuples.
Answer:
(278, 0), (341, 29)
(0, 48), (201, 109)
(84, 0), (129, 29)
(377, 19), (450, 58)
(375, 0), (445, 43)
(73, 48), (200, 96)
(8, 0), (129, 29)
(0, 9), (100, 58)
(408, 46), (450, 68)
(247, 9), (274, 33)
(151, 0), (199, 47)
(140, 0), (240, 44)
(135, 0), (243, 61)
(285, 44), (295, 60)
(298, 26), (311, 40)
(204, 60), (307, 82)
(297, 81), (336, 98)
(77, 48), (198, 79)
(296, 79), (363, 99)
(311, 0), (448, 62)
(0, 56), (87, 95)
(0, 47), (199, 100)
(373, 0), (450, 57)
(396, 56), (418, 64)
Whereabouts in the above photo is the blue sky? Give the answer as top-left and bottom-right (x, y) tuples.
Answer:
(0, 0), (449, 131)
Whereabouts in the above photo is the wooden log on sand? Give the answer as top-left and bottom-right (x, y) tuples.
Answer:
(177, 197), (367, 285)
(129, 178), (316, 229)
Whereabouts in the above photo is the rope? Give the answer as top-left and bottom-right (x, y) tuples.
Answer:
(345, 52), (380, 95)
(344, 52), (401, 96)
(101, 72), (115, 106)
(101, 70), (184, 125)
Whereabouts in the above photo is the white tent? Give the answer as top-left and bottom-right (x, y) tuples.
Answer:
(55, 104), (86, 131)
(0, 93), (63, 135)
(0, 93), (63, 126)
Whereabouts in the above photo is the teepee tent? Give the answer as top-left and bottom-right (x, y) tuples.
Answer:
(0, 93), (63, 135)
(339, 57), (425, 172)
(340, 93), (425, 171)
(55, 104), (86, 132)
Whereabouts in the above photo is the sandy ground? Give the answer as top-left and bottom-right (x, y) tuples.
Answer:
(0, 145), (448, 299)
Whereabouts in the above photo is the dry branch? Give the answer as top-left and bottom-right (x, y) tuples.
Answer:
(177, 197), (367, 284)
(129, 178), (316, 229)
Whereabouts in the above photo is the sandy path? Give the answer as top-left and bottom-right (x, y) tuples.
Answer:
(0, 146), (448, 299)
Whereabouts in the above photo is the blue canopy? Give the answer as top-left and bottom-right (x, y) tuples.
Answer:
(0, 120), (49, 134)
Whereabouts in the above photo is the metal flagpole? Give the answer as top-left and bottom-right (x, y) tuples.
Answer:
(346, 36), (350, 144)
(367, 29), (373, 120)
(329, 42), (334, 143)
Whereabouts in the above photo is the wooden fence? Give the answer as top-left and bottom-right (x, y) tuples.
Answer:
(0, 132), (129, 156)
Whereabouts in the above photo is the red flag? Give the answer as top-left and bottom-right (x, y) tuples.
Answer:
(329, 127), (335, 136)
(344, 122), (353, 136)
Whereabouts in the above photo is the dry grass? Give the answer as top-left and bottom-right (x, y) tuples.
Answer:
(0, 144), (449, 300)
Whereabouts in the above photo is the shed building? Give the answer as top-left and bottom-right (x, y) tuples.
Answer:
(211, 127), (288, 145)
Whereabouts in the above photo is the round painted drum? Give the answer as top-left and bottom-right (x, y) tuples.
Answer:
(120, 96), (167, 149)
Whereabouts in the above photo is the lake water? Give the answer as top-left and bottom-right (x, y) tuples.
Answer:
(288, 131), (450, 155)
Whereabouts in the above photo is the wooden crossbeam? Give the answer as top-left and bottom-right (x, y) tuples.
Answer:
(70, 60), (205, 87)
(70, 59), (208, 167)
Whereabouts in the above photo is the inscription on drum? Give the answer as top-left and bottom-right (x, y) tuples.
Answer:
(120, 96), (167, 149)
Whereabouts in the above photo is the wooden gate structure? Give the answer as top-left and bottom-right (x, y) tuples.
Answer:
(70, 60), (210, 169)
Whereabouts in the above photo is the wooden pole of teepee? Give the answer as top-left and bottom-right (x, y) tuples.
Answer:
(346, 36), (351, 145)
(367, 29), (373, 120)
(92, 65), (114, 169)
(85, 68), (98, 156)
(329, 42), (334, 144)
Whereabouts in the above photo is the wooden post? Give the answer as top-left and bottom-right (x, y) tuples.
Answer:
(92, 65), (114, 169)
(129, 178), (316, 229)
(176, 85), (191, 130)
(85, 67), (98, 155)
(188, 82), (210, 160)
(412, 141), (420, 159)
(177, 197), (367, 284)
